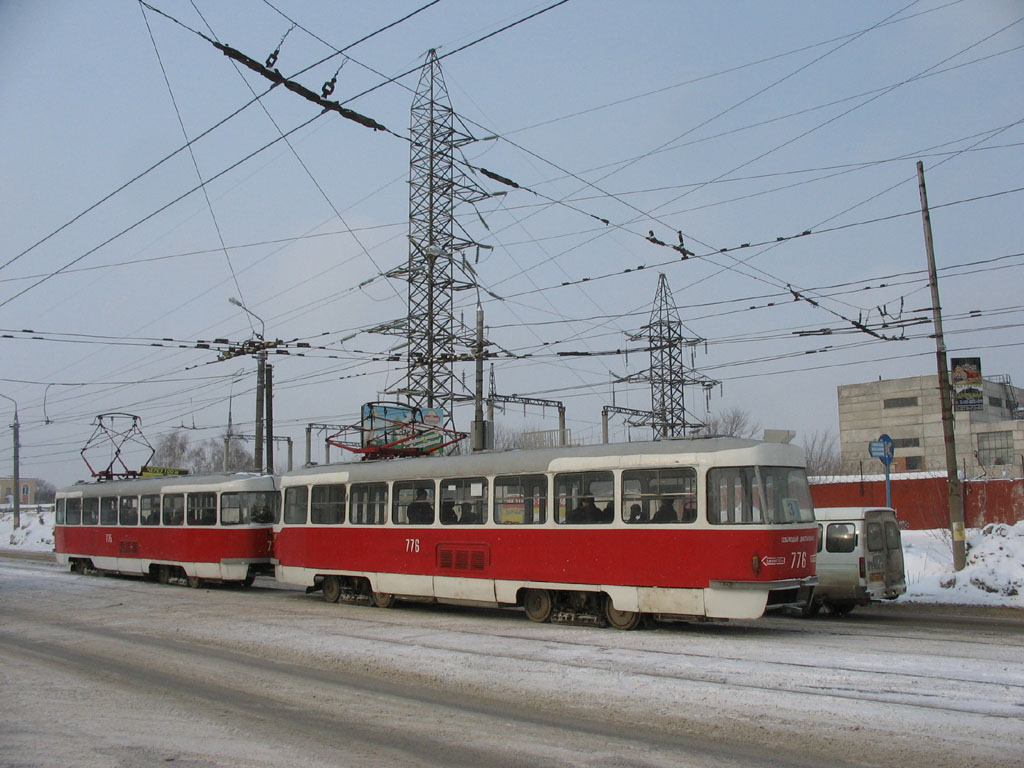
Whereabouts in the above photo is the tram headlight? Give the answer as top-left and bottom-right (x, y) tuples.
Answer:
(751, 552), (762, 576)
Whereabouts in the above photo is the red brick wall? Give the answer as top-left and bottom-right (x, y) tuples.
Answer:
(810, 477), (1024, 529)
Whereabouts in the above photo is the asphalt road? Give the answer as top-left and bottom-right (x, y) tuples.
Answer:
(2, 554), (1021, 768)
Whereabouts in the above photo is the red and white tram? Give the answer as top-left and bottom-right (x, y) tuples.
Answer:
(55, 473), (278, 587)
(273, 437), (818, 628)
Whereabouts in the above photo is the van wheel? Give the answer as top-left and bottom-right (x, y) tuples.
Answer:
(829, 601), (856, 616)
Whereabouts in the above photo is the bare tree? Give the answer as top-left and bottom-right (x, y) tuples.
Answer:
(801, 429), (842, 478)
(701, 407), (761, 439)
(151, 430), (253, 474)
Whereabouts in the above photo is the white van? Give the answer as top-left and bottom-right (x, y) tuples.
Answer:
(805, 507), (907, 616)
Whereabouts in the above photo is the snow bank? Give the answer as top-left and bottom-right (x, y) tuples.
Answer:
(1, 506), (54, 552)
(902, 522), (1024, 607)
(3, 505), (1021, 607)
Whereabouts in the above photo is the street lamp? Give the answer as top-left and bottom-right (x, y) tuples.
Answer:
(0, 393), (20, 529)
(228, 298), (270, 473)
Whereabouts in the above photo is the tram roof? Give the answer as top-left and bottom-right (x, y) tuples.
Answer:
(283, 436), (805, 484)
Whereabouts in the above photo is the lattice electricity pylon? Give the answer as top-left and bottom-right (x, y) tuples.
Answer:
(385, 49), (491, 432)
(630, 273), (719, 437)
(80, 413), (156, 480)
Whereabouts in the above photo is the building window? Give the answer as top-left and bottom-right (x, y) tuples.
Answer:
(989, 396), (1003, 409)
(892, 437), (920, 449)
(977, 431), (1013, 466)
(904, 456), (923, 471)
(883, 396), (918, 409)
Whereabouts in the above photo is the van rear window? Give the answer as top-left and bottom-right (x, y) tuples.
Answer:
(867, 522), (885, 552)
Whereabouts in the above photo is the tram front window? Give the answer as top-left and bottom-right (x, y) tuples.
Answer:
(707, 466), (813, 525)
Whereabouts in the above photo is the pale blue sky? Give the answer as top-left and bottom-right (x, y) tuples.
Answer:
(1, 1), (1022, 486)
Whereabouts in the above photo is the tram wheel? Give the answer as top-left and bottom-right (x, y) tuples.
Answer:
(372, 591), (396, 609)
(187, 575), (202, 589)
(322, 576), (342, 603)
(523, 589), (552, 623)
(157, 565), (170, 585)
(603, 595), (641, 630)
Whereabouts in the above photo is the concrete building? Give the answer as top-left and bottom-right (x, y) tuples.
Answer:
(838, 374), (1024, 479)
(1, 476), (38, 505)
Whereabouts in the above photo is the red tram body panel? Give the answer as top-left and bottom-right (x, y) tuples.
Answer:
(55, 473), (278, 584)
(274, 437), (818, 621)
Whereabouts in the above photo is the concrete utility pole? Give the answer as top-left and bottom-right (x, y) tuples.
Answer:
(918, 161), (966, 570)
(227, 297), (271, 474)
(1, 394), (19, 529)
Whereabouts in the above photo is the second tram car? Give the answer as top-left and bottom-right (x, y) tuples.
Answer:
(273, 437), (818, 627)
(55, 473), (279, 586)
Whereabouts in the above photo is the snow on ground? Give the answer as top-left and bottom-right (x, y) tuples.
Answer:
(3, 504), (1022, 608)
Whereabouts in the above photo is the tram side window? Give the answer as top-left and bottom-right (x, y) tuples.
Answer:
(119, 496), (139, 526)
(162, 494), (184, 526)
(621, 468), (697, 524)
(826, 523), (856, 553)
(707, 467), (761, 525)
(140, 495), (160, 526)
(311, 484), (346, 525)
(187, 492), (218, 526)
(350, 483), (387, 525)
(82, 497), (99, 526)
(393, 481), (435, 525)
(65, 498), (81, 525)
(555, 471), (614, 524)
(99, 496), (118, 526)
(494, 474), (547, 525)
(56, 498), (66, 525)
(283, 487), (308, 525)
(439, 477), (487, 525)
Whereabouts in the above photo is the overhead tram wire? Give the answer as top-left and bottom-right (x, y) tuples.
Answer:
(1, 0), (443, 279)
(140, 3), (252, 327)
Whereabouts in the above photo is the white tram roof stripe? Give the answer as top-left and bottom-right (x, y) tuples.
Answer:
(280, 437), (805, 487)
(56, 472), (277, 498)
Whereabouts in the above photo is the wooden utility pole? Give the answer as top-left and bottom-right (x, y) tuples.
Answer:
(917, 161), (966, 570)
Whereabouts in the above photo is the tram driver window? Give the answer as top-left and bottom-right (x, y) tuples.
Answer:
(220, 492), (278, 525)
(162, 494), (184, 526)
(622, 468), (697, 524)
(393, 481), (435, 525)
(494, 474), (547, 525)
(555, 472), (614, 524)
(56, 498), (65, 525)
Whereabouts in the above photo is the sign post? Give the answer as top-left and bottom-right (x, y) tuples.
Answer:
(868, 433), (895, 508)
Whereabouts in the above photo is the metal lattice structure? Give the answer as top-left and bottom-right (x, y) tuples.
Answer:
(641, 274), (719, 437)
(397, 49), (487, 430)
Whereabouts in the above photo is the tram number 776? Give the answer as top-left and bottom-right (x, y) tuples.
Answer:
(405, 538), (420, 553)
(791, 551), (808, 568)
